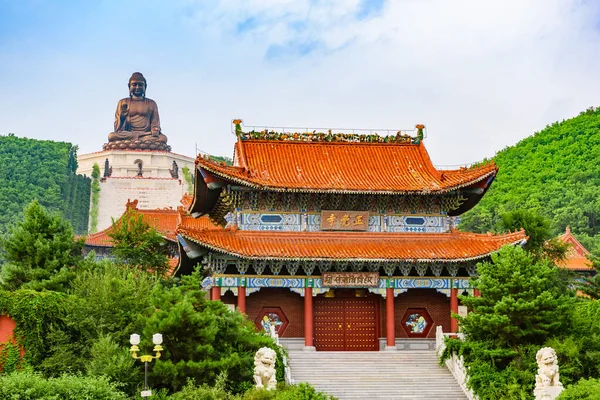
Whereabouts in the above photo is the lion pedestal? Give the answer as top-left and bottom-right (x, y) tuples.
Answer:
(254, 347), (277, 390)
(534, 347), (563, 400)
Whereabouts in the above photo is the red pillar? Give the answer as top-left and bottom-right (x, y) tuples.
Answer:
(474, 289), (481, 298)
(237, 286), (246, 314)
(450, 287), (459, 333)
(211, 286), (221, 301)
(386, 288), (396, 348)
(304, 287), (314, 348)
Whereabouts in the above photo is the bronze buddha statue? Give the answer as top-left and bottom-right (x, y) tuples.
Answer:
(104, 72), (170, 151)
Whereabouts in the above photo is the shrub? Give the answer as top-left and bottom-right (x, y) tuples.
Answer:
(557, 378), (600, 400)
(0, 370), (128, 399)
(86, 334), (139, 395)
(243, 383), (337, 400)
(169, 373), (237, 400)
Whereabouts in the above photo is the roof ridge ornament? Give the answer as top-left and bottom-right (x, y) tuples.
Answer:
(232, 119), (426, 144)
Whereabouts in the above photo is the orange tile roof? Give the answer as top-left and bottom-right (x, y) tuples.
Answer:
(85, 203), (180, 247)
(557, 227), (593, 271)
(177, 223), (526, 262)
(195, 139), (497, 194)
(178, 213), (221, 231)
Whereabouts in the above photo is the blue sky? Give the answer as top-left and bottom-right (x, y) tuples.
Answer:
(1, 0), (600, 165)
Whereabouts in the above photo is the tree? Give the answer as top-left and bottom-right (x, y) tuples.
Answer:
(459, 107), (600, 257)
(546, 300), (600, 387)
(108, 208), (170, 274)
(444, 245), (575, 399)
(0, 135), (90, 235)
(498, 209), (568, 262)
(0, 200), (83, 291)
(461, 246), (572, 350)
(577, 256), (600, 299)
(144, 267), (281, 394)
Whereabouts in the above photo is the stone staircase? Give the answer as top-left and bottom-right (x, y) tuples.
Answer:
(287, 350), (468, 400)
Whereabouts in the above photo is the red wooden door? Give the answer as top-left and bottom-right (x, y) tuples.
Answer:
(314, 295), (378, 351)
(314, 298), (346, 351)
(345, 298), (378, 351)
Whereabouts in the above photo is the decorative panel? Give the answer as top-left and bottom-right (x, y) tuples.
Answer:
(205, 276), (472, 293)
(401, 308), (433, 338)
(255, 306), (289, 337)
(387, 215), (449, 233)
(239, 213), (302, 231)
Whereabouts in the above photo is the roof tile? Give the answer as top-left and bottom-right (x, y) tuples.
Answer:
(177, 224), (526, 262)
(196, 139), (497, 193)
(85, 208), (180, 247)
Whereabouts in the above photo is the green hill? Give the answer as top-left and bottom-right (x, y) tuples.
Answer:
(459, 106), (600, 255)
(0, 134), (91, 235)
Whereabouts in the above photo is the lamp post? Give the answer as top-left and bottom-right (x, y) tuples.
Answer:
(130, 333), (163, 397)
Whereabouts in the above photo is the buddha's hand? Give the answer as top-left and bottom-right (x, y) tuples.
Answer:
(151, 126), (160, 137)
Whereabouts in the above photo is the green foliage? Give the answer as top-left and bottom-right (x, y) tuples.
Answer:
(0, 200), (83, 291)
(181, 165), (194, 194)
(0, 370), (128, 399)
(0, 339), (25, 373)
(210, 155), (233, 165)
(69, 261), (157, 338)
(0, 134), (90, 235)
(577, 256), (600, 299)
(39, 261), (158, 378)
(444, 245), (574, 399)
(0, 289), (69, 368)
(90, 163), (101, 233)
(497, 209), (569, 262)
(460, 106), (600, 256)
(86, 334), (139, 394)
(108, 208), (170, 274)
(242, 383), (337, 400)
(163, 379), (337, 400)
(145, 267), (281, 394)
(0, 261), (156, 380)
(168, 373), (235, 400)
(546, 300), (600, 386)
(557, 378), (600, 400)
(460, 246), (573, 350)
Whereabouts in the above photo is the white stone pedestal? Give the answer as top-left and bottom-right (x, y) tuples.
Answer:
(77, 149), (195, 232)
(534, 386), (563, 400)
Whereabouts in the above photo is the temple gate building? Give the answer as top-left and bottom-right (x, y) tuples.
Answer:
(176, 122), (527, 351)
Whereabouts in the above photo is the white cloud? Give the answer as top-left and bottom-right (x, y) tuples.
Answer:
(0, 0), (599, 166)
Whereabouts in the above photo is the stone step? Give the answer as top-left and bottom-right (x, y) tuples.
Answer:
(287, 350), (467, 400)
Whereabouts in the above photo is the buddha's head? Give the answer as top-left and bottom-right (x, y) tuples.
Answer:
(128, 72), (147, 99)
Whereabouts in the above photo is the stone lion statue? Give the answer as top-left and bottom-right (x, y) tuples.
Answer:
(254, 347), (277, 390)
(534, 347), (563, 400)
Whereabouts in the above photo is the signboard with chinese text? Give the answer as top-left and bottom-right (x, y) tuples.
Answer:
(320, 211), (369, 231)
(322, 272), (379, 288)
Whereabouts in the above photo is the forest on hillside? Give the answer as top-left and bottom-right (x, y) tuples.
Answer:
(460, 106), (600, 255)
(0, 134), (90, 235)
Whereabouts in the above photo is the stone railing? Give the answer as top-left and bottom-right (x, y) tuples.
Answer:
(267, 329), (294, 385)
(435, 326), (477, 400)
